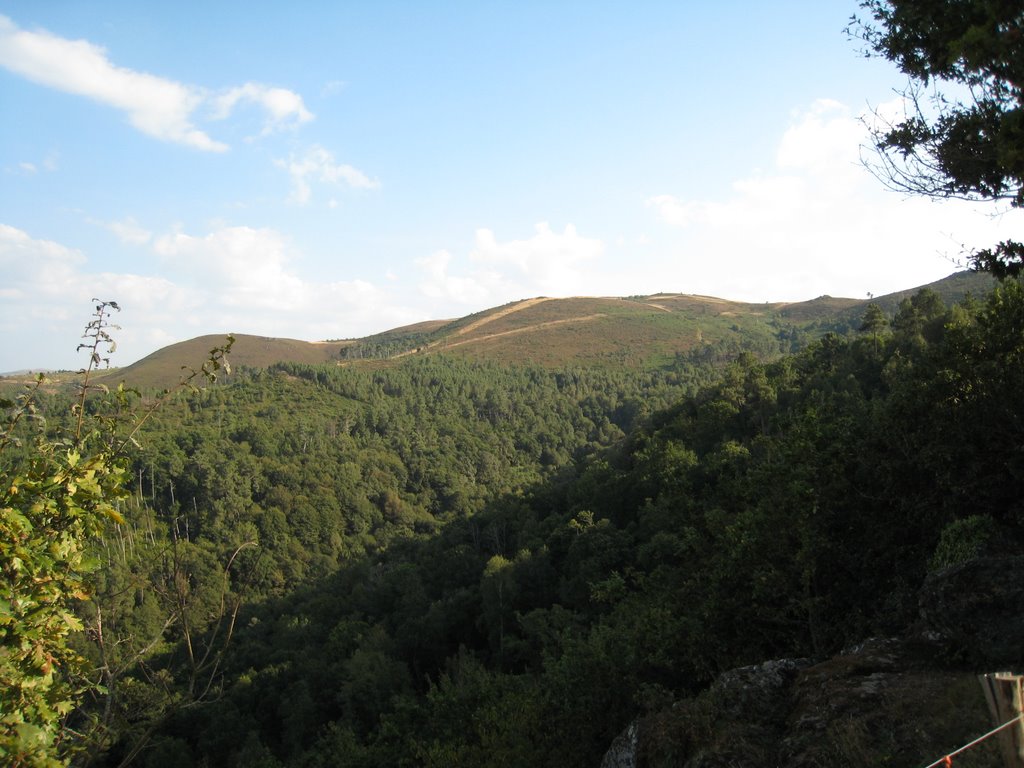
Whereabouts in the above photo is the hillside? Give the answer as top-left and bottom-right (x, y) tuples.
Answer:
(76, 275), (1021, 768)
(96, 333), (349, 390)
(4, 271), (1020, 768)
(91, 271), (995, 390)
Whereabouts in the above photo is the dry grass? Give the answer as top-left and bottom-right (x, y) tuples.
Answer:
(72, 274), (991, 390)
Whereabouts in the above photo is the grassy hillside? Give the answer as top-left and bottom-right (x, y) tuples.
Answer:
(6, 271), (992, 392)
(95, 333), (350, 390)
(358, 272), (996, 369)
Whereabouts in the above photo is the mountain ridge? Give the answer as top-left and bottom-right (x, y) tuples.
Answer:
(2, 271), (994, 389)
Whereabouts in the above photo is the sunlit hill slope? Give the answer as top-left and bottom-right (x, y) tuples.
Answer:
(83, 270), (994, 390)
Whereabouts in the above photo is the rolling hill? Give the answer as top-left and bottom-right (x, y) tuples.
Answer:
(4, 271), (995, 391)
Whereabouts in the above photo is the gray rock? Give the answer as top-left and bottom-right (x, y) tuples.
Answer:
(599, 720), (638, 768)
(597, 558), (1024, 766)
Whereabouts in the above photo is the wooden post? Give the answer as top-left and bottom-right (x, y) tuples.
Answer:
(980, 672), (1024, 768)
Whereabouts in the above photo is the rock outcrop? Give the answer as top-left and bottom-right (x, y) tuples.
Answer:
(601, 557), (1024, 767)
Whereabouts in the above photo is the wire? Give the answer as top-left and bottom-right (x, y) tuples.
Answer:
(921, 715), (1021, 768)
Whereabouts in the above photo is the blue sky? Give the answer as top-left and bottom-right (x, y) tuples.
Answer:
(2, 2), (1022, 371)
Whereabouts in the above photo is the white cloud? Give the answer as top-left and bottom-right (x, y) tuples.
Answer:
(0, 223), (186, 370)
(0, 223), (85, 293)
(0, 15), (312, 152)
(0, 221), (416, 370)
(154, 226), (305, 309)
(321, 80), (347, 97)
(105, 217), (152, 245)
(277, 145), (379, 204)
(149, 224), (411, 341)
(416, 249), (492, 304)
(0, 15), (224, 151)
(644, 98), (1024, 301)
(471, 222), (604, 294)
(411, 222), (607, 309)
(10, 151), (60, 176)
(777, 99), (861, 179)
(646, 194), (698, 228)
(210, 82), (313, 135)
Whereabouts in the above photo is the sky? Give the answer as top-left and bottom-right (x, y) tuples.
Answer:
(2, 1), (1023, 372)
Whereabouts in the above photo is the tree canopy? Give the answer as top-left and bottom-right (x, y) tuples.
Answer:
(853, 0), (1024, 276)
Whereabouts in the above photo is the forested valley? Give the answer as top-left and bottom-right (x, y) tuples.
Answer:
(5, 0), (1024, 765)
(6, 277), (1024, 767)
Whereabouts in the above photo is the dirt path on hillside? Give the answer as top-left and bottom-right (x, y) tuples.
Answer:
(454, 297), (555, 336)
(435, 313), (606, 351)
(391, 297), (555, 358)
(389, 298), (612, 359)
(644, 302), (672, 312)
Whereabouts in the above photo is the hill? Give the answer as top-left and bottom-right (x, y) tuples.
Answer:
(95, 271), (996, 389)
(97, 333), (349, 390)
(5, 269), (1018, 767)
(76, 273), (1021, 768)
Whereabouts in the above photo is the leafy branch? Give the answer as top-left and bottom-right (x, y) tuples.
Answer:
(0, 302), (233, 767)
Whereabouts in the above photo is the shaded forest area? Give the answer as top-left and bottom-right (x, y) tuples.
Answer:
(8, 279), (1017, 767)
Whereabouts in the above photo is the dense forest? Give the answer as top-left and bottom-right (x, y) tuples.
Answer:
(5, 277), (1024, 767)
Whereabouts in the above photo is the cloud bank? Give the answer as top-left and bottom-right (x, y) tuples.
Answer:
(415, 223), (606, 308)
(644, 99), (1024, 301)
(0, 222), (415, 371)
